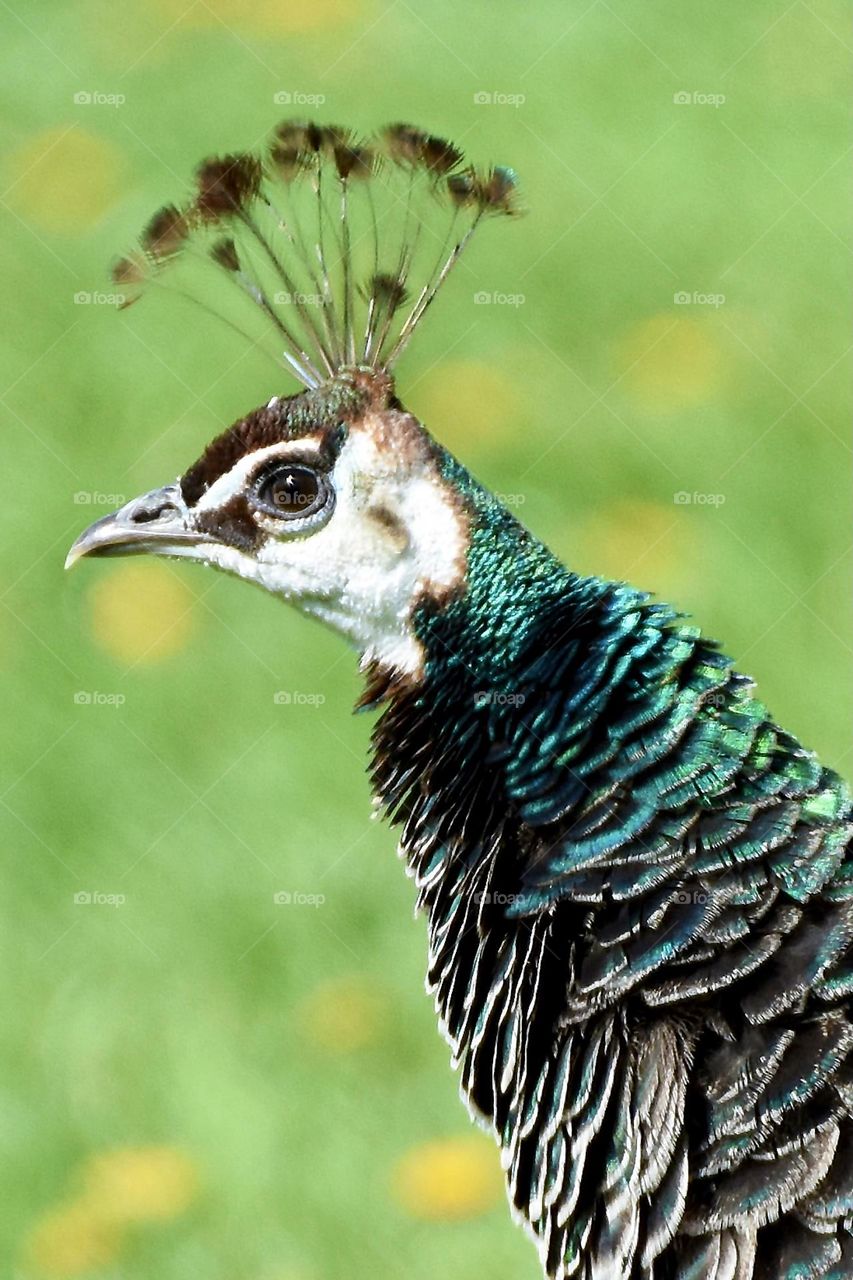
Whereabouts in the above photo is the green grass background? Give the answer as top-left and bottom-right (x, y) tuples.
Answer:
(1, 1), (850, 1276)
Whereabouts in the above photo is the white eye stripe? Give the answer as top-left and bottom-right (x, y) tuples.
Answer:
(191, 439), (327, 514)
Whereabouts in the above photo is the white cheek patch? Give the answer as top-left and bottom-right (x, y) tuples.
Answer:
(302, 430), (468, 675)
(188, 428), (469, 680)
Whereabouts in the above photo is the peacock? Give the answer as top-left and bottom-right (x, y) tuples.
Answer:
(67, 121), (853, 1279)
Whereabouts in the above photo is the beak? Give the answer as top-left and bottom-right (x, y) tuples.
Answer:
(65, 483), (212, 570)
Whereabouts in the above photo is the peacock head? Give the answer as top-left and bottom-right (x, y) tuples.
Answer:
(67, 367), (472, 678)
(66, 123), (520, 681)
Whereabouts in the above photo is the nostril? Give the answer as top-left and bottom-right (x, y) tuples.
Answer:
(129, 494), (182, 525)
(131, 503), (176, 524)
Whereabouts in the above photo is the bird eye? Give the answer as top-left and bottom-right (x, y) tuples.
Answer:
(255, 465), (328, 520)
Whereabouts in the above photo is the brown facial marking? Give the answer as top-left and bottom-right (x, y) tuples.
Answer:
(366, 503), (410, 555)
(182, 403), (305, 507)
(193, 494), (262, 552)
(180, 369), (395, 507)
(355, 658), (419, 710)
(351, 404), (442, 470)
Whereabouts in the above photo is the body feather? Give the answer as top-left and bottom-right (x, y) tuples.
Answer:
(68, 116), (852, 1280)
(369, 474), (853, 1278)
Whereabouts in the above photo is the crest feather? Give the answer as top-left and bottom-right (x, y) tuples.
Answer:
(112, 119), (521, 387)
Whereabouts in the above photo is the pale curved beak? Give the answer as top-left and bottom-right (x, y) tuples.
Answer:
(65, 483), (212, 570)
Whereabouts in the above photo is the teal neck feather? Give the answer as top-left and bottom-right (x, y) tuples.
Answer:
(413, 447), (644, 692)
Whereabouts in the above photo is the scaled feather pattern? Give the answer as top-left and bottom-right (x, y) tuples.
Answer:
(101, 121), (853, 1280)
(370, 476), (853, 1279)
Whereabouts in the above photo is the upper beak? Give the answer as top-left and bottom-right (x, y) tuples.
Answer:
(65, 483), (212, 570)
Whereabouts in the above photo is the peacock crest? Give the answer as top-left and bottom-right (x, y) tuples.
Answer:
(113, 121), (521, 387)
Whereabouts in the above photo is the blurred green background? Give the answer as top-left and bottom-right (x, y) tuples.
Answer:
(1, 1), (850, 1277)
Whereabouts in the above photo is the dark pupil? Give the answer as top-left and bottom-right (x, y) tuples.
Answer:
(266, 467), (320, 514)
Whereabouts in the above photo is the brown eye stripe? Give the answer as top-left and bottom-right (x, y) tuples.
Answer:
(178, 373), (377, 507)
(180, 415), (332, 507)
(192, 494), (261, 552)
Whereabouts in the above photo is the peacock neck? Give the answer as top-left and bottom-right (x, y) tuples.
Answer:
(409, 451), (614, 699)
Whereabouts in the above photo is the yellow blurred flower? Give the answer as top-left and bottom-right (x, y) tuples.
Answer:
(614, 314), (722, 412)
(23, 1198), (123, 1276)
(392, 1134), (504, 1220)
(572, 499), (695, 597)
(414, 359), (525, 454)
(152, 0), (365, 35)
(87, 561), (197, 664)
(22, 1146), (199, 1275)
(298, 975), (384, 1053)
(81, 1145), (200, 1223)
(5, 126), (125, 234)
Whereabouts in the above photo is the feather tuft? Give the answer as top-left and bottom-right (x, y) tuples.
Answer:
(477, 165), (522, 215)
(114, 119), (520, 387)
(420, 134), (464, 175)
(210, 236), (240, 273)
(381, 122), (430, 166)
(382, 123), (463, 175)
(365, 271), (408, 313)
(141, 204), (191, 259)
(194, 153), (264, 220)
(112, 254), (146, 286)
